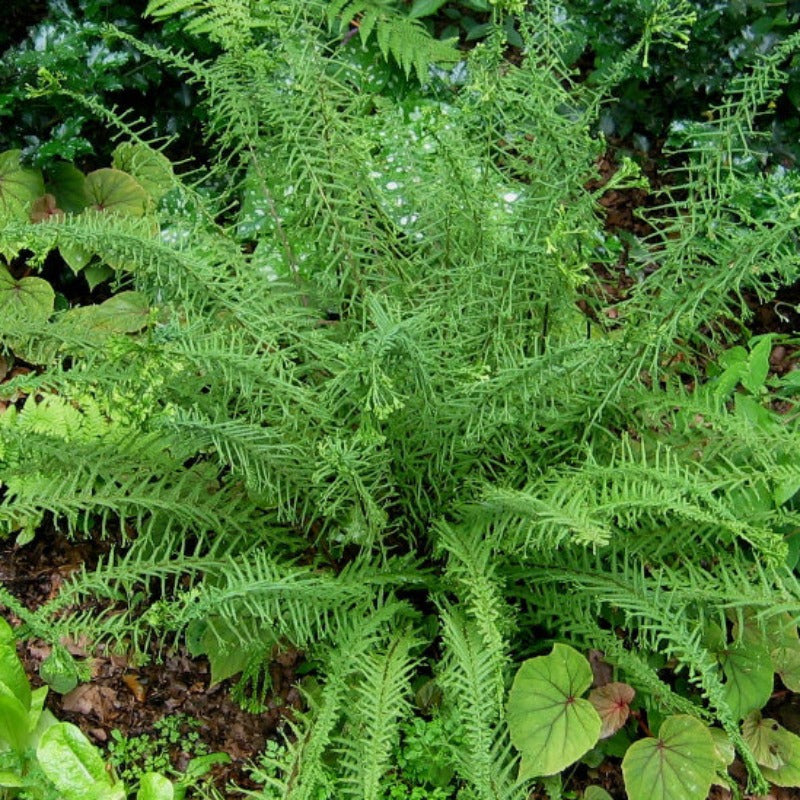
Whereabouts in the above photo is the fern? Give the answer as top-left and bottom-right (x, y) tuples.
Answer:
(2, 1), (800, 795)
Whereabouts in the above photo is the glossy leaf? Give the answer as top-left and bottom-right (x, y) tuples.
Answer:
(37, 722), (121, 800)
(47, 162), (88, 213)
(138, 772), (174, 800)
(85, 168), (148, 217)
(622, 715), (717, 800)
(507, 644), (602, 776)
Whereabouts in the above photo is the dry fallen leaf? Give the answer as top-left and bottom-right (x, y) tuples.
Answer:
(122, 673), (148, 703)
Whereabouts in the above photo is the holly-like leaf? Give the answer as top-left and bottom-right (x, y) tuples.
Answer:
(112, 143), (174, 203)
(718, 642), (773, 720)
(85, 168), (148, 217)
(589, 682), (635, 739)
(0, 150), (44, 221)
(622, 715), (717, 800)
(47, 162), (88, 213)
(507, 643), (602, 777)
(0, 265), (55, 327)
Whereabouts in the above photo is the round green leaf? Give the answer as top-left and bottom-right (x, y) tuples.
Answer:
(0, 150), (44, 221)
(112, 143), (174, 202)
(37, 722), (117, 800)
(47, 162), (88, 214)
(507, 643), (602, 776)
(622, 715), (717, 800)
(0, 265), (55, 327)
(137, 772), (174, 800)
(85, 168), (148, 217)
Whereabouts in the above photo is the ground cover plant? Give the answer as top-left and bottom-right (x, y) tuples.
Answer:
(2, 1), (800, 798)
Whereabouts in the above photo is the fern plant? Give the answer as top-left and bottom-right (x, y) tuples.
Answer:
(2, 1), (800, 797)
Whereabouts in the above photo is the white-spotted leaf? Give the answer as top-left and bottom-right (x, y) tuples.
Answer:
(622, 716), (717, 800)
(507, 644), (602, 776)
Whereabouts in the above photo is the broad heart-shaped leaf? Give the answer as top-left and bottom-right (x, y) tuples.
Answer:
(588, 682), (635, 739)
(743, 712), (800, 787)
(507, 643), (602, 777)
(621, 715), (717, 800)
(47, 161), (88, 213)
(85, 168), (148, 217)
(0, 150), (44, 221)
(718, 641), (773, 720)
(0, 643), (31, 708)
(112, 143), (174, 203)
(137, 772), (174, 800)
(37, 722), (122, 800)
(0, 265), (55, 327)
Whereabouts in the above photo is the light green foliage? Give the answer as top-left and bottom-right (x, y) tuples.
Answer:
(108, 715), (227, 795)
(507, 645), (601, 777)
(3, 1), (800, 797)
(621, 716), (718, 800)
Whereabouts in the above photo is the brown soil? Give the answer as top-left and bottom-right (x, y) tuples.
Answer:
(0, 528), (301, 793)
